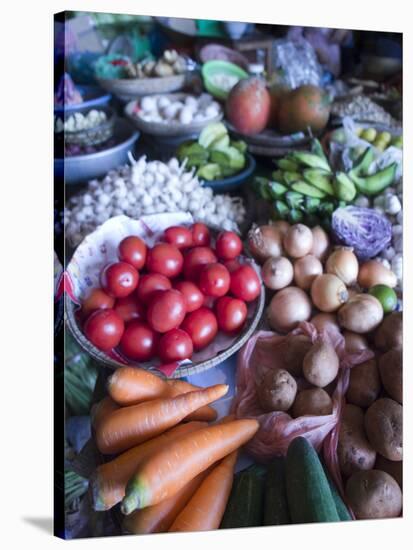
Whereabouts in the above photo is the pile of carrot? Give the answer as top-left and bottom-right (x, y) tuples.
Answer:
(90, 366), (259, 534)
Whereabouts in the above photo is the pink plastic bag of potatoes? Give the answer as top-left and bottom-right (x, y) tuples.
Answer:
(232, 322), (373, 475)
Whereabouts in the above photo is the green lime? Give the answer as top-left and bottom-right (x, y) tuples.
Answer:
(368, 285), (398, 313)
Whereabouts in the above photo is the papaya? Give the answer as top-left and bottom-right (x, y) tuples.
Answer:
(278, 85), (331, 135)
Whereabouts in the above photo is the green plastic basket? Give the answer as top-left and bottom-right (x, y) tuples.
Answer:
(202, 60), (248, 101)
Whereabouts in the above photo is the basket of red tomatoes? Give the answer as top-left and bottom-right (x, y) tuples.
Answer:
(65, 212), (264, 378)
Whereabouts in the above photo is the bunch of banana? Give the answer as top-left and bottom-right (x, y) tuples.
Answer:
(253, 138), (398, 225)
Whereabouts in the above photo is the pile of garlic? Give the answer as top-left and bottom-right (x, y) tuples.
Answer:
(355, 178), (403, 291)
(137, 94), (221, 125)
(55, 110), (107, 133)
(64, 156), (246, 247)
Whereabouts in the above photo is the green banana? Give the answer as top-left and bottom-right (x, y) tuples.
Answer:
(272, 169), (285, 182)
(291, 181), (327, 199)
(283, 171), (303, 186)
(277, 158), (300, 172)
(303, 169), (335, 196)
(273, 200), (290, 220)
(311, 138), (329, 163)
(285, 191), (304, 209)
(349, 163), (397, 196)
(304, 196), (321, 213)
(333, 172), (357, 202)
(288, 209), (304, 223)
(268, 181), (288, 199)
(349, 146), (375, 178)
(290, 151), (332, 173)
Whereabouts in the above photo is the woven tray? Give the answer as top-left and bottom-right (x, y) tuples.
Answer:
(97, 74), (187, 102)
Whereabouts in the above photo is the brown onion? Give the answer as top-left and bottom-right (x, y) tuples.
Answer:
(271, 220), (290, 237)
(311, 274), (349, 312)
(343, 331), (369, 353)
(311, 312), (341, 337)
(294, 254), (323, 290)
(326, 248), (359, 285)
(310, 225), (330, 262)
(247, 224), (283, 263)
(283, 224), (313, 258)
(267, 286), (312, 333)
(262, 256), (294, 290)
(358, 260), (397, 289)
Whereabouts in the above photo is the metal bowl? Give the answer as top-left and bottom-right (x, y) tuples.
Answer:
(54, 85), (112, 114)
(54, 119), (139, 185)
(125, 94), (223, 137)
(65, 223), (265, 379)
(97, 73), (187, 103)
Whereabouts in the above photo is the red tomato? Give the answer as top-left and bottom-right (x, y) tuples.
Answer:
(100, 262), (139, 298)
(84, 309), (124, 351)
(223, 259), (241, 273)
(215, 231), (243, 260)
(215, 296), (248, 334)
(230, 265), (261, 302)
(158, 329), (193, 362)
(119, 321), (158, 361)
(114, 295), (145, 323)
(146, 243), (183, 278)
(164, 226), (193, 249)
(191, 223), (211, 246)
(183, 247), (217, 281)
(146, 289), (186, 333)
(136, 273), (172, 305)
(181, 307), (218, 350)
(198, 263), (230, 297)
(173, 281), (204, 313)
(118, 235), (147, 270)
(81, 287), (114, 319)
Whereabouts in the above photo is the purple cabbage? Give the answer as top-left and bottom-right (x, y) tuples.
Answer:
(331, 206), (392, 260)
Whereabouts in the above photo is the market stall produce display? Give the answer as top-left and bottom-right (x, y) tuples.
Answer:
(56, 13), (403, 539)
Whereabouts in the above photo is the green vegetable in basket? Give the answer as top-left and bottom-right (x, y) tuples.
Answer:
(196, 163), (222, 181)
(198, 122), (228, 149)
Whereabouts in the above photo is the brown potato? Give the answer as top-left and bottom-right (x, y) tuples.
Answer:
(364, 398), (402, 461)
(275, 334), (312, 377)
(343, 331), (369, 354)
(256, 369), (297, 412)
(291, 388), (332, 418)
(346, 358), (381, 408)
(374, 312), (402, 351)
(375, 454), (403, 489)
(337, 404), (376, 478)
(302, 341), (339, 388)
(345, 470), (402, 519)
(378, 349), (402, 403)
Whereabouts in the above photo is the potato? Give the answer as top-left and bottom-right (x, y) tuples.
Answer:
(337, 404), (376, 478)
(256, 368), (297, 412)
(343, 331), (369, 354)
(338, 294), (383, 334)
(364, 398), (402, 461)
(346, 358), (381, 408)
(291, 388), (332, 418)
(302, 341), (339, 388)
(374, 312), (402, 351)
(375, 454), (403, 489)
(345, 470), (402, 519)
(276, 334), (312, 377)
(378, 349), (402, 403)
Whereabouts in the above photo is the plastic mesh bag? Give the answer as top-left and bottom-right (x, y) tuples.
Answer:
(271, 39), (323, 89)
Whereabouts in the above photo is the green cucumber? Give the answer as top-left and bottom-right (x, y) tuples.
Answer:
(333, 172), (357, 202)
(278, 158), (300, 172)
(303, 169), (335, 196)
(264, 457), (291, 526)
(268, 181), (288, 199)
(349, 163), (397, 196)
(221, 467), (265, 529)
(291, 181), (327, 198)
(290, 151), (331, 173)
(285, 437), (340, 524)
(320, 462), (352, 521)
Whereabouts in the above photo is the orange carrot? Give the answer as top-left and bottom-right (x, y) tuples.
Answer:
(123, 469), (210, 534)
(121, 419), (259, 514)
(169, 451), (238, 532)
(107, 367), (217, 422)
(90, 421), (206, 511)
(91, 396), (119, 431)
(96, 384), (228, 455)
